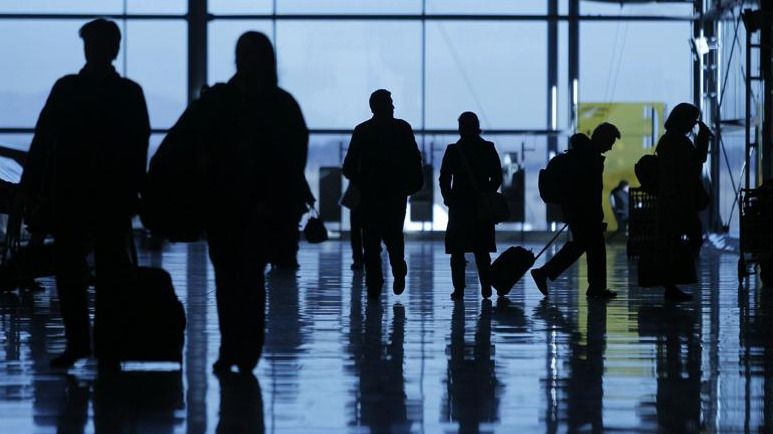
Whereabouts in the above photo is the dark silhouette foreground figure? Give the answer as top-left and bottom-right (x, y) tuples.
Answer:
(531, 123), (620, 299)
(609, 180), (629, 240)
(21, 19), (150, 369)
(165, 31), (306, 373)
(343, 89), (423, 298)
(439, 112), (503, 300)
(654, 103), (711, 301)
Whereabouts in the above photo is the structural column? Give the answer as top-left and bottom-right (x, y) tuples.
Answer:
(188, 0), (208, 103)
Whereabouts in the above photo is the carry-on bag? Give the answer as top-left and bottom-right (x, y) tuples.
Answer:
(491, 224), (568, 296)
(108, 266), (186, 364)
(304, 207), (329, 244)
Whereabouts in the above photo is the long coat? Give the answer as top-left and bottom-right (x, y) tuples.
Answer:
(655, 131), (708, 284)
(21, 64), (150, 232)
(439, 136), (503, 253)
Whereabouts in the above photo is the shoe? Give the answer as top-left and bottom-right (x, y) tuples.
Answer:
(351, 261), (364, 271)
(393, 275), (406, 295)
(481, 285), (492, 299)
(586, 288), (617, 299)
(450, 290), (464, 300)
(664, 286), (693, 301)
(50, 349), (90, 369)
(531, 268), (549, 296)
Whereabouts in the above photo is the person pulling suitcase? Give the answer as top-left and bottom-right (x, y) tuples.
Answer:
(530, 125), (620, 299)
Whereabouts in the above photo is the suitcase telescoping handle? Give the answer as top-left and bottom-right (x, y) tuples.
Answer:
(534, 224), (569, 260)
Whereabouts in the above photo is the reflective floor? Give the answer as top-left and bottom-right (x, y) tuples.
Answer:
(0, 238), (770, 433)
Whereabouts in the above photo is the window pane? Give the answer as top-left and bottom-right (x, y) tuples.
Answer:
(209, 0), (272, 14)
(426, 22), (547, 130)
(579, 21), (692, 110)
(581, 2), (694, 16)
(0, 134), (32, 153)
(277, 0), (421, 14)
(426, 0), (546, 15)
(208, 20), (274, 85)
(127, 0), (186, 14)
(125, 20), (187, 129)
(0, 0), (122, 14)
(276, 21), (422, 129)
(0, 20), (126, 128)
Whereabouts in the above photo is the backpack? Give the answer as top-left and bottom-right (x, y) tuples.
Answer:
(538, 152), (570, 204)
(634, 154), (659, 195)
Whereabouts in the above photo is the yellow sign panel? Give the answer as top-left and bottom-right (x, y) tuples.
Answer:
(578, 102), (666, 232)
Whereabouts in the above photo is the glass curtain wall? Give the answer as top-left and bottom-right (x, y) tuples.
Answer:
(0, 1), (699, 232)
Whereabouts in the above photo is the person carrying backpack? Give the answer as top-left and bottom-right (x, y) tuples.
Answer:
(531, 123), (620, 298)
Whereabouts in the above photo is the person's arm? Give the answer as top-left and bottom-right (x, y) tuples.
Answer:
(404, 122), (424, 195)
(129, 85), (151, 195)
(695, 121), (711, 163)
(342, 126), (362, 184)
(20, 79), (65, 198)
(487, 142), (503, 192)
(438, 146), (453, 206)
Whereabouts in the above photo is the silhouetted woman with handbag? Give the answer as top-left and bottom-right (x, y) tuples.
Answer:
(439, 112), (503, 300)
(655, 102), (711, 301)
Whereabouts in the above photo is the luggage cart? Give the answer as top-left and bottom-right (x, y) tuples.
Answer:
(626, 188), (658, 259)
(738, 186), (773, 284)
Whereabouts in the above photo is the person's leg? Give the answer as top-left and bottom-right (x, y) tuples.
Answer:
(209, 230), (267, 373)
(51, 231), (91, 367)
(92, 227), (132, 362)
(473, 250), (492, 298)
(450, 252), (466, 299)
(362, 218), (385, 296)
(382, 200), (408, 295)
(208, 233), (240, 369)
(350, 207), (364, 269)
(584, 225), (615, 297)
(532, 223), (584, 295)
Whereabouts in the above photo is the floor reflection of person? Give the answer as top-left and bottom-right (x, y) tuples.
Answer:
(534, 299), (606, 433)
(216, 372), (265, 434)
(443, 300), (500, 432)
(93, 371), (184, 434)
(637, 304), (701, 432)
(347, 294), (408, 431)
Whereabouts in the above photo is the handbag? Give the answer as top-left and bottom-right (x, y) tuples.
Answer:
(303, 207), (328, 244)
(456, 144), (510, 223)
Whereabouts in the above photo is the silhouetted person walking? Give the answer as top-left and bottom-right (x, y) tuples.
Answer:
(609, 180), (629, 240)
(654, 103), (710, 301)
(531, 123), (620, 299)
(20, 19), (150, 369)
(165, 31), (306, 373)
(439, 112), (503, 300)
(342, 89), (423, 298)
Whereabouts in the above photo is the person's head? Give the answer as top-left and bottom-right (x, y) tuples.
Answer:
(458, 111), (481, 138)
(591, 122), (621, 153)
(617, 180), (629, 192)
(568, 133), (592, 151)
(235, 31), (277, 89)
(369, 89), (394, 118)
(79, 19), (121, 65)
(664, 102), (700, 135)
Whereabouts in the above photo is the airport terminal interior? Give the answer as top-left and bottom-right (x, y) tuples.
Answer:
(0, 0), (772, 432)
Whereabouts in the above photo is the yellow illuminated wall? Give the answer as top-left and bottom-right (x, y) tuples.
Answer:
(577, 102), (666, 232)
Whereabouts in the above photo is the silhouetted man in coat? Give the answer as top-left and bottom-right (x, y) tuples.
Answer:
(163, 31), (307, 374)
(531, 123), (620, 299)
(21, 19), (150, 368)
(343, 89), (423, 298)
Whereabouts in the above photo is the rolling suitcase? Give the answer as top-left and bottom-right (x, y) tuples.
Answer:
(491, 224), (568, 296)
(106, 250), (186, 365)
